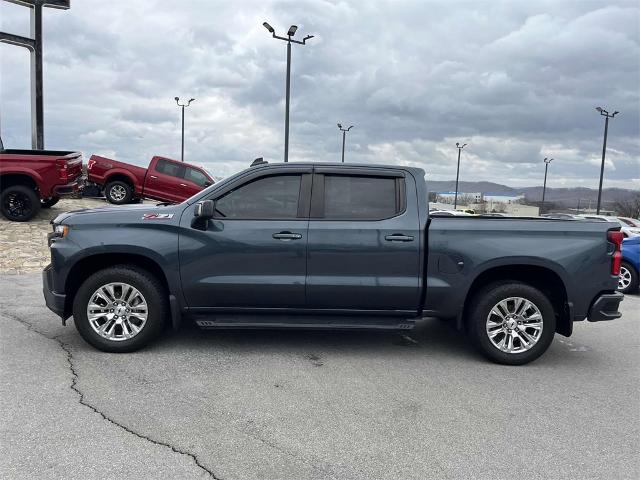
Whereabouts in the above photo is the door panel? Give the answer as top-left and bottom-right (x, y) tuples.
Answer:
(145, 159), (184, 201)
(179, 170), (311, 309)
(306, 172), (421, 312)
(179, 219), (308, 307)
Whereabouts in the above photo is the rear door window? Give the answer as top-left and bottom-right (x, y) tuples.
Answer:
(322, 175), (402, 220)
(156, 159), (183, 178)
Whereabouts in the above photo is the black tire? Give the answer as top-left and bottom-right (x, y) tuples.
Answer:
(0, 185), (41, 221)
(105, 180), (133, 205)
(41, 196), (60, 208)
(72, 266), (168, 352)
(466, 281), (556, 365)
(618, 261), (639, 294)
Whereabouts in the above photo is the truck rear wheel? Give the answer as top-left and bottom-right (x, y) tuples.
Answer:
(466, 282), (556, 365)
(105, 180), (133, 204)
(0, 185), (41, 221)
(72, 266), (168, 352)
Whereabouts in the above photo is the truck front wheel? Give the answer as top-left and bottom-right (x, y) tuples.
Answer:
(0, 185), (41, 221)
(466, 282), (556, 365)
(72, 266), (168, 352)
(105, 180), (133, 204)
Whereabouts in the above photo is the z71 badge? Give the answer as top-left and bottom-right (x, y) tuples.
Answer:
(142, 213), (174, 220)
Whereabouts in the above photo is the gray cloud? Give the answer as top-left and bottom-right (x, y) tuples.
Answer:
(1, 0), (638, 187)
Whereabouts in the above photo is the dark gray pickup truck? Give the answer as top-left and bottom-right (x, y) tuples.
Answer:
(43, 162), (624, 364)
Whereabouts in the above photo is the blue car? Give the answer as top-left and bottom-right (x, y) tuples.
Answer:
(619, 237), (640, 294)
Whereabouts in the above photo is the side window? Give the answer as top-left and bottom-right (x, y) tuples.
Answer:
(185, 167), (209, 187)
(156, 159), (182, 178)
(215, 174), (301, 219)
(323, 175), (402, 220)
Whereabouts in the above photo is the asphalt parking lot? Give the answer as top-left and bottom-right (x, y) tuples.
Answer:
(1, 271), (638, 479)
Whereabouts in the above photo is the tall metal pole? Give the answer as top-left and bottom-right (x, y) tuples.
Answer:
(175, 97), (195, 162)
(453, 142), (467, 210)
(596, 115), (609, 215)
(262, 22), (313, 163)
(542, 157), (553, 214)
(0, 0), (71, 149)
(180, 105), (185, 162)
(595, 107), (618, 215)
(337, 124), (353, 163)
(284, 41), (291, 163)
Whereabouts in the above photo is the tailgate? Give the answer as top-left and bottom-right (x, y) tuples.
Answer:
(64, 153), (83, 180)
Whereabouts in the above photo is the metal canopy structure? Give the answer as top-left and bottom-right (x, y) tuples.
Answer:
(0, 0), (71, 149)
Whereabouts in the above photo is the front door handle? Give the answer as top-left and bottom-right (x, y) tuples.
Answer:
(179, 183), (187, 187)
(149, 175), (158, 179)
(385, 234), (414, 242)
(273, 231), (303, 240)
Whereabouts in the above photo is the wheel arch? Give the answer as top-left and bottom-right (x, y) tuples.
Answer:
(104, 171), (137, 190)
(0, 172), (41, 192)
(461, 264), (571, 336)
(64, 253), (172, 315)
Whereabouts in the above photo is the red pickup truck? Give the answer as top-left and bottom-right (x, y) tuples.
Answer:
(87, 155), (214, 204)
(0, 137), (83, 221)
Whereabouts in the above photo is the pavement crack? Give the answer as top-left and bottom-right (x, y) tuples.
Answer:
(2, 312), (222, 480)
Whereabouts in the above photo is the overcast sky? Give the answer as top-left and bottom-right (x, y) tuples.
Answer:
(1, 0), (639, 188)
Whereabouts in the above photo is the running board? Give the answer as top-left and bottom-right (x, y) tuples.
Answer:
(190, 314), (415, 331)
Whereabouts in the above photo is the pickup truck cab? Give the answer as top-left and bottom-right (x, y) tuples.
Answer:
(0, 136), (83, 221)
(44, 162), (624, 365)
(87, 154), (214, 204)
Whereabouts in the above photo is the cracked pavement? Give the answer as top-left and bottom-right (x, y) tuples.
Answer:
(1, 274), (639, 479)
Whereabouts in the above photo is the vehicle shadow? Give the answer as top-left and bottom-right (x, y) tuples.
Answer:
(151, 317), (483, 363)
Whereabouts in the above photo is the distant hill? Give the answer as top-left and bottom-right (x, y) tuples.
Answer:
(428, 181), (636, 208)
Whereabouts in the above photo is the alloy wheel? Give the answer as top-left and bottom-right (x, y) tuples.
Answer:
(618, 266), (632, 291)
(486, 297), (543, 354)
(86, 282), (148, 341)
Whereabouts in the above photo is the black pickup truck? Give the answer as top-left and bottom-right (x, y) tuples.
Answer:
(43, 162), (624, 364)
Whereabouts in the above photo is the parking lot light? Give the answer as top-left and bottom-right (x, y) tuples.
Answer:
(595, 107), (619, 214)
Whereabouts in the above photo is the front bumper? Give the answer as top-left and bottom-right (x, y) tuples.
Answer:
(43, 265), (69, 320)
(587, 292), (624, 322)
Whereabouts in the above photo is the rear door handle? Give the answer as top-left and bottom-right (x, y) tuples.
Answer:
(385, 234), (414, 242)
(179, 183), (187, 187)
(273, 231), (303, 240)
(149, 175), (158, 179)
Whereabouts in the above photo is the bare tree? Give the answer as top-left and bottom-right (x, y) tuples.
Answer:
(613, 193), (640, 218)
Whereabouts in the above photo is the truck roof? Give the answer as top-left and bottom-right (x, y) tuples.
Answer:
(249, 162), (426, 176)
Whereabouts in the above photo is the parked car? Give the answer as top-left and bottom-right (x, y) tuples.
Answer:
(619, 237), (639, 294)
(430, 210), (472, 217)
(0, 136), (83, 221)
(44, 162), (624, 365)
(87, 154), (214, 204)
(579, 215), (640, 238)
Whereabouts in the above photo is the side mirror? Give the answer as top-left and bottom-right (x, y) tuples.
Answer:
(194, 200), (214, 219)
(192, 200), (214, 230)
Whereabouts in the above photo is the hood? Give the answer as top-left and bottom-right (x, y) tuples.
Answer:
(53, 203), (183, 225)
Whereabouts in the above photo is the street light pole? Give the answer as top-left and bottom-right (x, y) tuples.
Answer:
(453, 142), (467, 209)
(0, 0), (71, 149)
(541, 157), (553, 214)
(175, 97), (195, 162)
(595, 107), (619, 214)
(263, 22), (314, 162)
(337, 124), (354, 163)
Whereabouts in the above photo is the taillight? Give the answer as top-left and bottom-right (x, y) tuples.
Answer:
(87, 159), (96, 170)
(608, 230), (624, 276)
(56, 158), (68, 182)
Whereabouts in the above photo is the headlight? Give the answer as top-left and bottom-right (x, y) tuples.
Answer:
(54, 224), (70, 237)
